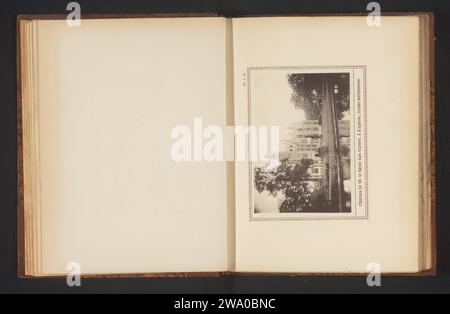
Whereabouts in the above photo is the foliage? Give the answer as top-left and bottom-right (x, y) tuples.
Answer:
(254, 158), (315, 213)
(287, 73), (350, 120)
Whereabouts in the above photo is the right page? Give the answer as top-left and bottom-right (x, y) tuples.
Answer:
(233, 16), (421, 273)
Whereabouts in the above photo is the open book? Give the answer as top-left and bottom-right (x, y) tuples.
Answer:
(18, 14), (435, 277)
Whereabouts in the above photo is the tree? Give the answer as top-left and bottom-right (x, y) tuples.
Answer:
(331, 73), (350, 119)
(287, 73), (322, 120)
(254, 158), (314, 213)
(287, 73), (350, 120)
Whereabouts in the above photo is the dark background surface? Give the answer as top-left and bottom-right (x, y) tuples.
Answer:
(0, 0), (449, 294)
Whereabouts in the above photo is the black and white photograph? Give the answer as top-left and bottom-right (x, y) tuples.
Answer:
(250, 68), (362, 217)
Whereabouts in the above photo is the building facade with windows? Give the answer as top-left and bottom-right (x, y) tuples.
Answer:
(281, 120), (324, 180)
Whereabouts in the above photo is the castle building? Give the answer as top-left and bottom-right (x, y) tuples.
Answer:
(281, 120), (324, 180)
(287, 120), (322, 138)
(280, 119), (351, 181)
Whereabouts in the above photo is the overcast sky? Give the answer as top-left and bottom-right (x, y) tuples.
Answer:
(251, 70), (306, 150)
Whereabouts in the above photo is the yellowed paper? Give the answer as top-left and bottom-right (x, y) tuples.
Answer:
(233, 16), (420, 273)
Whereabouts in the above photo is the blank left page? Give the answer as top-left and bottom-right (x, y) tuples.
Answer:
(32, 18), (228, 275)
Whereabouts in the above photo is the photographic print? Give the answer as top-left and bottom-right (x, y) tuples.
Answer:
(249, 67), (368, 220)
